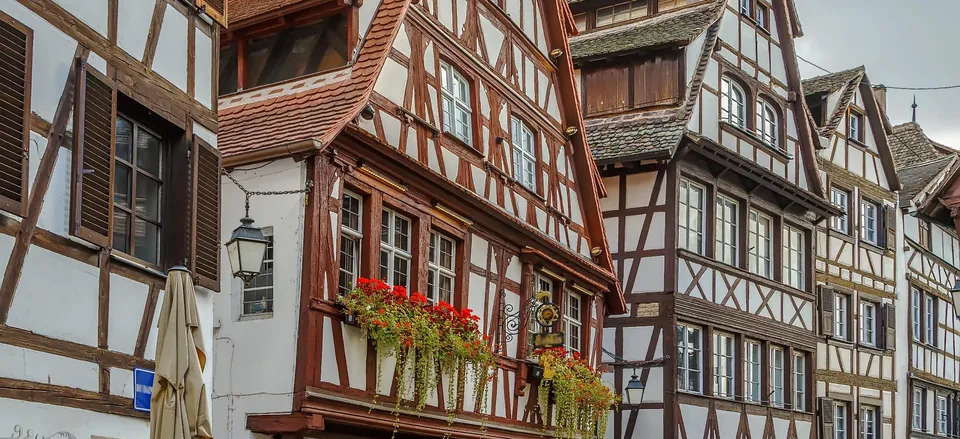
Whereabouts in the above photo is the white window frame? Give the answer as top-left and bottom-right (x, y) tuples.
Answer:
(745, 340), (762, 403)
(748, 209), (772, 276)
(679, 179), (706, 255)
(925, 294), (936, 346)
(793, 353), (805, 411)
(740, 0), (751, 15)
(721, 76), (747, 128)
(564, 291), (582, 355)
(242, 231), (274, 316)
(835, 402), (849, 439)
(677, 323), (703, 394)
(427, 232), (457, 304)
(756, 98), (779, 146)
(715, 194), (739, 266)
(511, 116), (536, 191)
(380, 208), (412, 290)
(713, 333), (735, 399)
(850, 112), (863, 142)
(339, 192), (363, 295)
(835, 293), (849, 340)
(831, 188), (850, 233)
(861, 406), (877, 439)
(913, 387), (924, 431)
(861, 200), (879, 245)
(912, 288), (922, 341)
(860, 301), (878, 347)
(936, 395), (948, 436)
(770, 347), (784, 407)
(782, 225), (804, 290)
(756, 2), (768, 29)
(441, 62), (472, 145)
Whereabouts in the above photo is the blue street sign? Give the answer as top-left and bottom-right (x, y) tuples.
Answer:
(133, 368), (155, 412)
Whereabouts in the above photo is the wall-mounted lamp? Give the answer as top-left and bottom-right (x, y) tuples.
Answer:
(564, 126), (578, 138)
(360, 103), (376, 120)
(550, 48), (564, 59)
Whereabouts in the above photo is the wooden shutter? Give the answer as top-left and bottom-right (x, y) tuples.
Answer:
(583, 66), (629, 116)
(819, 397), (835, 439)
(70, 60), (115, 247)
(633, 51), (681, 109)
(819, 285), (835, 338)
(884, 205), (897, 252)
(883, 303), (896, 351)
(194, 0), (227, 27)
(192, 136), (221, 290)
(0, 14), (31, 216)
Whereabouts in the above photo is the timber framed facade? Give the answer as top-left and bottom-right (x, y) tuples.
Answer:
(570, 0), (842, 438)
(212, 0), (623, 437)
(0, 0), (223, 437)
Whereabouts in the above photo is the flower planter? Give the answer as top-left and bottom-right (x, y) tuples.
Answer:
(336, 303), (360, 327)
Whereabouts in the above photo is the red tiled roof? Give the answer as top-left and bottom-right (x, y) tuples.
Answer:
(218, 0), (412, 165)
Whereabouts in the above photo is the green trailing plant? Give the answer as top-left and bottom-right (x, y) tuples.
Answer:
(535, 347), (618, 439)
(338, 278), (496, 432)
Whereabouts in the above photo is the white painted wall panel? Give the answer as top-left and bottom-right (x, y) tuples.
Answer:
(152, 4), (188, 91)
(117, 0), (154, 59)
(107, 273), (150, 355)
(0, 343), (99, 392)
(194, 30), (213, 109)
(53, 0), (108, 36)
(0, 399), (149, 438)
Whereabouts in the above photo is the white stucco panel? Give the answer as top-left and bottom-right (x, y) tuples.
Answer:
(53, 0), (108, 37)
(194, 30), (213, 109)
(152, 4), (188, 91)
(107, 273), (150, 355)
(0, 342), (99, 392)
(374, 57), (408, 106)
(116, 0), (154, 59)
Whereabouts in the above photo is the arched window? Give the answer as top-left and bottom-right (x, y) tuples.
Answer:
(721, 76), (746, 128)
(756, 98), (779, 146)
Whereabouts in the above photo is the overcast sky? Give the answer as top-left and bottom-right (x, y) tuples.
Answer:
(793, 0), (960, 148)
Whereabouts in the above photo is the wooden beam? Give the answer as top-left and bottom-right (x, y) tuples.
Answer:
(246, 413), (324, 434)
(133, 284), (161, 358)
(0, 325), (155, 371)
(0, 377), (148, 419)
(142, 0), (166, 69)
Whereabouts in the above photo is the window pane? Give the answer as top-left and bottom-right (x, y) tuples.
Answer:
(114, 163), (131, 207)
(113, 210), (130, 253)
(395, 216), (410, 251)
(219, 43), (238, 95)
(135, 173), (161, 222)
(134, 218), (160, 264)
(136, 129), (162, 176)
(115, 117), (133, 162)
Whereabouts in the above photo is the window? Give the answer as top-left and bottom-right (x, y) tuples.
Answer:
(658, 0), (690, 12)
(920, 220), (931, 249)
(835, 403), (849, 439)
(242, 234), (274, 315)
(218, 14), (349, 94)
(744, 340), (761, 402)
(861, 406), (878, 439)
(936, 395), (948, 436)
(564, 291), (582, 355)
(573, 13), (586, 32)
(831, 188), (850, 233)
(713, 333), (735, 399)
(679, 179), (706, 254)
(850, 112), (864, 142)
(511, 116), (536, 191)
(528, 273), (553, 350)
(912, 289), (922, 341)
(756, 98), (779, 146)
(860, 301), (878, 347)
(834, 293), (849, 340)
(793, 353), (805, 411)
(748, 210), (772, 276)
(782, 226), (804, 289)
(339, 192), (363, 295)
(914, 387), (925, 431)
(740, 0), (751, 15)
(756, 3), (769, 30)
(441, 63), (473, 145)
(595, 1), (648, 26)
(861, 200), (879, 245)
(427, 232), (456, 304)
(380, 209), (412, 289)
(715, 195), (739, 266)
(113, 115), (164, 265)
(925, 294), (936, 346)
(770, 347), (784, 407)
(677, 324), (702, 393)
(721, 77), (747, 127)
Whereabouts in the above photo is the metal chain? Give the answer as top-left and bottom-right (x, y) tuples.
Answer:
(223, 170), (314, 217)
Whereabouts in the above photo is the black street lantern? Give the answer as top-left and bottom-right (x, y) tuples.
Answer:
(624, 371), (645, 406)
(225, 216), (268, 285)
(950, 279), (960, 318)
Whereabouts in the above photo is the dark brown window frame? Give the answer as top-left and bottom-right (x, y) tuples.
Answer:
(848, 109), (866, 143)
(112, 113), (165, 265)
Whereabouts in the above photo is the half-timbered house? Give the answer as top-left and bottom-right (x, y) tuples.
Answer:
(889, 122), (960, 439)
(212, 0), (623, 437)
(569, 0), (842, 437)
(802, 67), (902, 439)
(0, 0), (224, 437)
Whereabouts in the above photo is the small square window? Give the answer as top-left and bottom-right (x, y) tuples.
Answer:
(242, 233), (274, 316)
(849, 112), (864, 142)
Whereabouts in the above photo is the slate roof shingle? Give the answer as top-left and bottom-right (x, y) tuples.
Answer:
(889, 122), (952, 169)
(898, 156), (956, 203)
(585, 111), (687, 162)
(569, 0), (722, 60)
(217, 0), (412, 162)
(801, 66), (864, 97)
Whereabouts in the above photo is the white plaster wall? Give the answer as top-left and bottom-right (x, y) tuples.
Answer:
(53, 0), (108, 37)
(0, 399), (149, 438)
(195, 30), (213, 109)
(0, 343), (99, 392)
(213, 159), (305, 439)
(117, 0), (154, 59)
(152, 3), (188, 91)
(894, 210), (908, 439)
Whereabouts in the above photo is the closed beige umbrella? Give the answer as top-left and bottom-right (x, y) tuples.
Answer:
(150, 267), (213, 439)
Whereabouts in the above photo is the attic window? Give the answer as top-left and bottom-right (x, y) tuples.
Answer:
(218, 12), (349, 94)
(596, 1), (648, 27)
(849, 111), (864, 143)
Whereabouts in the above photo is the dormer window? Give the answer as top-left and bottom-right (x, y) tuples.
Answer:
(756, 98), (779, 146)
(721, 76), (747, 128)
(218, 12), (349, 94)
(849, 111), (864, 143)
(740, 0), (751, 15)
(596, 1), (649, 27)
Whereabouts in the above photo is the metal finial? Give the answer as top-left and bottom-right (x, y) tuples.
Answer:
(912, 95), (918, 123)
